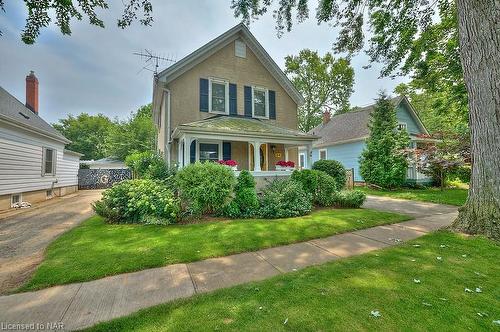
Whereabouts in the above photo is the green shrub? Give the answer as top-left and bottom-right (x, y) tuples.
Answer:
(448, 165), (471, 184)
(259, 179), (312, 218)
(92, 179), (179, 225)
(175, 162), (236, 215)
(291, 169), (338, 206)
(224, 170), (259, 218)
(125, 151), (176, 183)
(312, 159), (347, 189)
(332, 190), (366, 208)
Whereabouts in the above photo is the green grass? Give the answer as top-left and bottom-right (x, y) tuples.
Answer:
(21, 208), (410, 292)
(85, 231), (500, 332)
(359, 187), (468, 206)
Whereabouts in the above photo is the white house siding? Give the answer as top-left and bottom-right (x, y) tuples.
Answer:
(0, 122), (77, 196)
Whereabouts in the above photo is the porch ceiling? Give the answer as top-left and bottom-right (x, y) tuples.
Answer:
(173, 115), (317, 144)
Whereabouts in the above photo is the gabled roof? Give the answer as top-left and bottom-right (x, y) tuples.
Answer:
(175, 115), (317, 141)
(157, 23), (305, 106)
(0, 86), (70, 144)
(309, 95), (428, 147)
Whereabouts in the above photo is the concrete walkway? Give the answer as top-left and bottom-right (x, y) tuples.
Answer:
(0, 190), (102, 295)
(0, 197), (457, 331)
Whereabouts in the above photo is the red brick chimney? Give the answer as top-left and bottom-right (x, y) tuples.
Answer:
(25, 71), (39, 114)
(322, 111), (331, 124)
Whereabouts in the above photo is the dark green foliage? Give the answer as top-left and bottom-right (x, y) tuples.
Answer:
(259, 179), (312, 218)
(448, 166), (471, 184)
(284, 49), (354, 131)
(359, 93), (410, 188)
(291, 169), (338, 206)
(332, 190), (367, 208)
(225, 170), (260, 218)
(92, 179), (179, 225)
(52, 113), (115, 160)
(175, 162), (236, 215)
(312, 159), (347, 189)
(125, 151), (176, 184)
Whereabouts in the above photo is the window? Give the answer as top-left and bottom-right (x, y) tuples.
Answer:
(209, 79), (229, 114)
(43, 148), (55, 175)
(319, 149), (327, 160)
(235, 40), (246, 58)
(11, 194), (21, 207)
(252, 87), (268, 118)
(397, 122), (408, 131)
(299, 153), (306, 169)
(199, 143), (220, 162)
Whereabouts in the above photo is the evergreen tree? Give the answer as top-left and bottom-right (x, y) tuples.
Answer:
(359, 93), (410, 188)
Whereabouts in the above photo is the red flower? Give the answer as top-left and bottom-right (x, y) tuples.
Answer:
(218, 160), (238, 166)
(276, 160), (288, 167)
(286, 161), (295, 167)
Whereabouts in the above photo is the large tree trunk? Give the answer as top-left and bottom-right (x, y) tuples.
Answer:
(451, 0), (500, 240)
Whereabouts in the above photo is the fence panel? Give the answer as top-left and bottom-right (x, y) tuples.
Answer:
(78, 169), (131, 189)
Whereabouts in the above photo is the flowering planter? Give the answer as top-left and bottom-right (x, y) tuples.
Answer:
(218, 160), (238, 171)
(275, 161), (295, 171)
(275, 165), (294, 171)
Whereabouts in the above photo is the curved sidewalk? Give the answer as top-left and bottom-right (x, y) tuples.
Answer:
(0, 196), (457, 331)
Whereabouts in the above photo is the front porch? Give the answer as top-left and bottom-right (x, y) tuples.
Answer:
(170, 115), (317, 177)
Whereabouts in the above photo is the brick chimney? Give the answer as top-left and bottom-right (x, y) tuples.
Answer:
(25, 71), (39, 114)
(322, 111), (331, 124)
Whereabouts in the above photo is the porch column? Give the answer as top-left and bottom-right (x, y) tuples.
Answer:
(284, 147), (289, 161)
(183, 135), (191, 167)
(306, 143), (312, 169)
(253, 141), (261, 172)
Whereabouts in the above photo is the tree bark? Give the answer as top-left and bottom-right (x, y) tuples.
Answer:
(452, 0), (500, 240)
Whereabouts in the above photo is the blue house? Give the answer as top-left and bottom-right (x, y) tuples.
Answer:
(300, 96), (433, 184)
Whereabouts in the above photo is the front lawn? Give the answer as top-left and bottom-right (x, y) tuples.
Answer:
(359, 187), (468, 206)
(85, 231), (500, 332)
(21, 208), (410, 291)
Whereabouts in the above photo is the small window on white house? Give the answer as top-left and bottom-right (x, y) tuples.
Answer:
(11, 194), (21, 207)
(235, 40), (246, 58)
(252, 87), (268, 118)
(299, 153), (306, 169)
(319, 149), (327, 160)
(397, 122), (408, 131)
(43, 148), (55, 176)
(209, 79), (229, 114)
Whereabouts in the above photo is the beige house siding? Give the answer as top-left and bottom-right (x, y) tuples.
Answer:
(163, 39), (298, 131)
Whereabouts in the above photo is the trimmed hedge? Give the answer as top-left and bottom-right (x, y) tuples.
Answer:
(224, 170), (259, 218)
(291, 169), (338, 206)
(332, 190), (366, 208)
(259, 179), (312, 218)
(312, 159), (347, 189)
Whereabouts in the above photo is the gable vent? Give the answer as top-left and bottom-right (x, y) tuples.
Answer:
(235, 40), (246, 58)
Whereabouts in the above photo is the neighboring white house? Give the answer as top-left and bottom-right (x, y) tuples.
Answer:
(0, 72), (82, 211)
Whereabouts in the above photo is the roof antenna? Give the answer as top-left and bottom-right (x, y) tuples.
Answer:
(133, 49), (176, 76)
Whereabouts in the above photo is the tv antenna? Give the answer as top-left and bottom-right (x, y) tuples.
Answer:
(133, 49), (176, 76)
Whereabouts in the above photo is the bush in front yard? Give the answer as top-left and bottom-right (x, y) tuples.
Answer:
(312, 159), (347, 189)
(125, 151), (176, 184)
(331, 190), (366, 208)
(92, 179), (180, 225)
(291, 169), (338, 206)
(225, 170), (259, 218)
(259, 179), (312, 218)
(175, 162), (236, 215)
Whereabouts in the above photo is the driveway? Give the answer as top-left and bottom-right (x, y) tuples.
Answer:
(0, 190), (102, 294)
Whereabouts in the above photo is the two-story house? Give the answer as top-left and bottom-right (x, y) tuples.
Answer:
(303, 96), (434, 184)
(152, 24), (317, 181)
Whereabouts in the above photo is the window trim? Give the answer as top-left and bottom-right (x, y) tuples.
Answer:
(196, 140), (222, 163)
(42, 147), (56, 176)
(319, 148), (328, 160)
(397, 122), (408, 131)
(251, 86), (269, 119)
(299, 152), (306, 169)
(208, 78), (230, 114)
(11, 193), (22, 207)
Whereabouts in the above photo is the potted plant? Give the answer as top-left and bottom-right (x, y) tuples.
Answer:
(218, 159), (238, 171)
(276, 160), (295, 171)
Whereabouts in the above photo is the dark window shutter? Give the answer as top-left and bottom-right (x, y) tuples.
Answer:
(190, 140), (196, 163)
(244, 86), (252, 117)
(222, 142), (231, 160)
(269, 90), (276, 119)
(199, 78), (209, 112)
(229, 83), (237, 116)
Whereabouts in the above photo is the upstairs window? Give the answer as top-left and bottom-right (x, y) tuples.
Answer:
(252, 87), (268, 118)
(397, 122), (408, 131)
(42, 148), (55, 176)
(209, 78), (229, 114)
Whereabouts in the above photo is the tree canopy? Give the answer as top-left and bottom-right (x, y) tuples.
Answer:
(285, 49), (354, 132)
(0, 0), (153, 44)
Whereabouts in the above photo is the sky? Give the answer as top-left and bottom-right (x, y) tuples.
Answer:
(0, 0), (407, 124)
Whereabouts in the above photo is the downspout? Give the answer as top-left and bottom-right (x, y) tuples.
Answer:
(162, 88), (172, 164)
